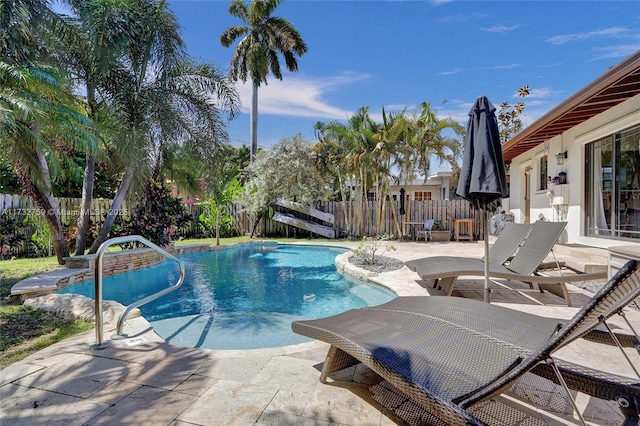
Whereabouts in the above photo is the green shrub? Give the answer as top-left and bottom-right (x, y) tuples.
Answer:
(0, 216), (28, 260)
(432, 220), (446, 231)
(123, 179), (192, 247)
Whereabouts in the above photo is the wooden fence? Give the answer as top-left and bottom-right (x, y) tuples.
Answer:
(1, 193), (485, 257)
(1, 193), (130, 227)
(266, 199), (483, 240)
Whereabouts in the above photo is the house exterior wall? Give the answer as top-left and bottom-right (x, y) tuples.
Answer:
(508, 94), (640, 248)
(353, 173), (452, 202)
(389, 183), (448, 201)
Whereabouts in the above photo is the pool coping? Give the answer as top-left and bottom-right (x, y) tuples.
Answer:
(10, 240), (414, 353)
(11, 241), (390, 298)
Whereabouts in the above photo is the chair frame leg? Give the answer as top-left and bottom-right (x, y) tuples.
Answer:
(617, 310), (640, 355)
(599, 315), (640, 378)
(546, 357), (588, 426)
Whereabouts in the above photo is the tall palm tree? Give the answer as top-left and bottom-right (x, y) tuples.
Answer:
(372, 107), (410, 235)
(57, 0), (136, 255)
(88, 0), (240, 253)
(0, 0), (96, 264)
(314, 107), (379, 234)
(405, 102), (463, 181)
(220, 0), (307, 161)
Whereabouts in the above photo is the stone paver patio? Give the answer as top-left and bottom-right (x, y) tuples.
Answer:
(1, 240), (639, 425)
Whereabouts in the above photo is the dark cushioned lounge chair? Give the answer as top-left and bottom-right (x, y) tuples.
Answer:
(292, 260), (640, 426)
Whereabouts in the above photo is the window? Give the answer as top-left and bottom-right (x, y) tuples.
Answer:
(414, 191), (432, 201)
(586, 124), (640, 240)
(538, 156), (548, 190)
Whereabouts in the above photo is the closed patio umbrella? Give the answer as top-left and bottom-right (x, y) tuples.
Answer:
(457, 96), (508, 302)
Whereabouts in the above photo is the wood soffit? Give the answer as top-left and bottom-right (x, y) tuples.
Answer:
(502, 50), (640, 164)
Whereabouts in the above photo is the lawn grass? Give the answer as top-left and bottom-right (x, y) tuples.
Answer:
(0, 305), (93, 367)
(0, 255), (88, 367)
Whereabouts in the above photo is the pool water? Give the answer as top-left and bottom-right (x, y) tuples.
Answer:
(58, 243), (396, 349)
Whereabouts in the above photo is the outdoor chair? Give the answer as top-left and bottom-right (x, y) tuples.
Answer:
(406, 222), (533, 271)
(415, 219), (435, 241)
(407, 221), (607, 306)
(292, 260), (640, 426)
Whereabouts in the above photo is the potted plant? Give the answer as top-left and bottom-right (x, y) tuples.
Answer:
(430, 221), (451, 242)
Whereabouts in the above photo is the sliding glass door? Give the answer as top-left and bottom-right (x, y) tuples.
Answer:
(586, 124), (640, 240)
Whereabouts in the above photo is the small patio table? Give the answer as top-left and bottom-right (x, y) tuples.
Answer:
(404, 221), (426, 240)
(453, 218), (474, 241)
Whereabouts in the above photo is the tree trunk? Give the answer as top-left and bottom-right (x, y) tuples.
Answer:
(75, 87), (98, 256)
(389, 196), (402, 237)
(250, 82), (258, 162)
(16, 161), (69, 265)
(89, 167), (134, 254)
(215, 208), (220, 246)
(250, 210), (263, 238)
(74, 152), (95, 255)
(337, 173), (351, 233)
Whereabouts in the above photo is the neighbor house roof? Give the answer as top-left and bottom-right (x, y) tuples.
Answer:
(502, 50), (640, 164)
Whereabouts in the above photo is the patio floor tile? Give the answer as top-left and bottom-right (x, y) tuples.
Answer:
(0, 383), (110, 426)
(85, 385), (197, 425)
(176, 379), (276, 426)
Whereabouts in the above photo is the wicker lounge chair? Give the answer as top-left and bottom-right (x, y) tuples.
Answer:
(292, 260), (640, 426)
(407, 221), (607, 306)
(406, 222), (533, 270)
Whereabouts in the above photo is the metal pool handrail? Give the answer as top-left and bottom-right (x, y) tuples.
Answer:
(91, 235), (185, 350)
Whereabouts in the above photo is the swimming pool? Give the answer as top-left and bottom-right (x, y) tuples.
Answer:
(58, 243), (396, 349)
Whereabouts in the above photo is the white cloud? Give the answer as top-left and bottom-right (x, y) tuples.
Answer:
(590, 44), (640, 61)
(546, 26), (630, 45)
(436, 108), (469, 125)
(234, 72), (369, 120)
(438, 63), (521, 76)
(491, 63), (522, 70)
(482, 24), (521, 33)
(438, 68), (462, 76)
(432, 95), (556, 131)
(521, 87), (557, 100)
(436, 10), (491, 25)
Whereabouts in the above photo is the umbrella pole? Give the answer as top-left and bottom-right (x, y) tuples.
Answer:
(484, 209), (491, 303)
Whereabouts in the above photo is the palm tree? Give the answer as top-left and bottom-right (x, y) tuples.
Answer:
(88, 0), (240, 253)
(405, 102), (463, 181)
(314, 104), (462, 236)
(220, 0), (307, 162)
(372, 107), (410, 235)
(314, 107), (379, 234)
(0, 0), (96, 264)
(57, 0), (136, 255)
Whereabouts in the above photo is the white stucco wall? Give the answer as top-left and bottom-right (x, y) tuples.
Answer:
(507, 94), (640, 248)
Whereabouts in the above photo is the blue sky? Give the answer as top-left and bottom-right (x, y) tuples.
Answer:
(59, 1), (640, 164)
(167, 0), (640, 157)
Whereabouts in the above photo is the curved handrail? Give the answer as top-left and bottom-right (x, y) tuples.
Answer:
(91, 235), (185, 349)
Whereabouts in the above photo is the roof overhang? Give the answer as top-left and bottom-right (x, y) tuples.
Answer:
(502, 50), (640, 164)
